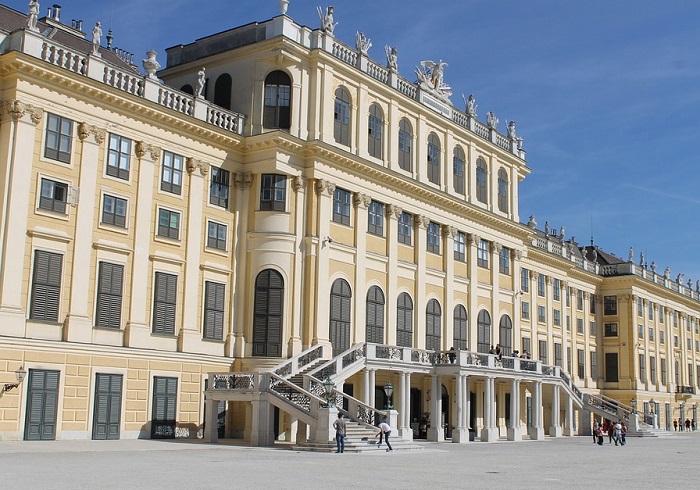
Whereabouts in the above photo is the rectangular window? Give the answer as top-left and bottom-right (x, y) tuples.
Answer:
(638, 324), (644, 340)
(688, 363), (694, 387)
(639, 354), (646, 381)
(674, 312), (678, 328)
(102, 195), (127, 228)
(577, 290), (583, 310)
(537, 305), (546, 323)
(648, 301), (654, 321)
(30, 250), (63, 322)
(566, 315), (571, 332)
(368, 200), (384, 236)
(499, 247), (510, 275)
(160, 151), (184, 195)
(454, 232), (466, 262)
(554, 342), (562, 367)
(688, 338), (692, 351)
(521, 302), (530, 320)
(577, 318), (584, 334)
(578, 349), (585, 378)
(660, 306), (665, 324)
(427, 222), (440, 254)
(567, 346), (572, 374)
(521, 268), (529, 292)
(152, 272), (177, 335)
(477, 239), (489, 268)
(604, 323), (618, 337)
(589, 293), (596, 314)
(332, 188), (351, 225)
(39, 178), (68, 214)
(157, 208), (180, 240)
(605, 353), (619, 382)
(398, 212), (412, 245)
(44, 113), (73, 163)
(537, 274), (545, 297)
(553, 278), (561, 301)
(590, 351), (597, 380)
(589, 321), (596, 336)
(106, 133), (131, 180)
(650, 356), (656, 383)
(522, 337), (531, 356)
(566, 287), (571, 307)
(538, 340), (547, 364)
(203, 281), (225, 340)
(649, 327), (654, 342)
(674, 335), (679, 348)
(95, 262), (124, 329)
(553, 309), (561, 326)
(260, 174), (287, 211)
(661, 359), (667, 385)
(637, 298), (643, 317)
(660, 330), (665, 344)
(210, 167), (230, 208)
(207, 221), (227, 250)
(604, 295), (617, 315)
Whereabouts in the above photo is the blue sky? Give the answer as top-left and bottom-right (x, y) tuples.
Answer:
(9, 1), (700, 281)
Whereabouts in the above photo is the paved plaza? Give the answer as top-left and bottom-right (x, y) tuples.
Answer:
(1, 433), (698, 489)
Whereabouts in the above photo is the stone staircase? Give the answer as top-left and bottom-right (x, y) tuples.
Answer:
(291, 420), (424, 452)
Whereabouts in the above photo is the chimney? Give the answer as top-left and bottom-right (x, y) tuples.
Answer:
(52, 4), (61, 22)
(77, 20), (83, 31)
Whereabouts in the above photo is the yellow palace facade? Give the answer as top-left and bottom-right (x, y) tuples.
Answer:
(0, 3), (697, 442)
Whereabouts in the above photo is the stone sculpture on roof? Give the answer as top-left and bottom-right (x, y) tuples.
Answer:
(196, 67), (206, 98)
(92, 21), (102, 55)
(27, 0), (39, 31)
(355, 32), (371, 56)
(385, 45), (398, 72)
(487, 111), (499, 130)
(416, 60), (451, 100)
(628, 247), (634, 262)
(318, 6), (337, 34)
(465, 94), (477, 117)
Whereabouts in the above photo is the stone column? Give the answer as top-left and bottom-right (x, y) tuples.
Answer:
(443, 226), (457, 351)
(230, 172), (253, 357)
(491, 243), (501, 332)
(203, 393), (220, 443)
(180, 158), (208, 353)
(0, 101), (43, 335)
(481, 377), (498, 442)
(312, 179), (335, 350)
(529, 381), (544, 440)
(353, 192), (370, 343)
(288, 176), (306, 354)
(250, 398), (275, 446)
(428, 374), (444, 441)
(415, 215), (429, 348)
(398, 371), (407, 432)
(369, 369), (376, 408)
(452, 374), (469, 443)
(467, 234), (480, 352)
(64, 123), (105, 342)
(564, 394), (575, 436)
(400, 372), (413, 439)
(125, 142), (161, 347)
(549, 384), (562, 437)
(362, 368), (371, 405)
(385, 205), (401, 346)
(508, 378), (522, 441)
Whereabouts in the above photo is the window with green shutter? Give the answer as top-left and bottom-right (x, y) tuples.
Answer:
(203, 281), (225, 340)
(151, 376), (177, 439)
(396, 293), (413, 348)
(152, 272), (177, 335)
(366, 286), (385, 344)
(95, 262), (124, 329)
(425, 299), (442, 351)
(30, 250), (63, 322)
(253, 270), (284, 357)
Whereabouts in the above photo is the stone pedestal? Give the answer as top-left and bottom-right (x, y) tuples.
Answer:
(312, 407), (338, 443)
(427, 426), (444, 442)
(507, 426), (523, 441)
(451, 428), (470, 443)
(480, 427), (499, 442)
(549, 425), (562, 437)
(529, 426), (545, 441)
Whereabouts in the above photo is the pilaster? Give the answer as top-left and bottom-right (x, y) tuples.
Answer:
(353, 192), (370, 343)
(231, 171), (253, 357)
(415, 215), (429, 349)
(385, 204), (401, 346)
(312, 179), (335, 350)
(507, 378), (522, 441)
(443, 225), (456, 350)
(288, 176), (306, 354)
(467, 233), (479, 352)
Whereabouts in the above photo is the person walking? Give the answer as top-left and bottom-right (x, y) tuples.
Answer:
(614, 420), (622, 446)
(620, 421), (627, 445)
(333, 413), (347, 453)
(378, 418), (393, 452)
(673, 419), (678, 431)
(595, 424), (604, 445)
(592, 421), (599, 444)
(686, 419), (691, 431)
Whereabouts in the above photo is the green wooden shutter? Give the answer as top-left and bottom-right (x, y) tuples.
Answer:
(30, 250), (63, 321)
(153, 273), (177, 335)
(96, 262), (124, 329)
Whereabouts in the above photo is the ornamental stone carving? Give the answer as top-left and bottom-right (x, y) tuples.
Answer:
(314, 178), (335, 196)
(1, 99), (43, 124)
(385, 204), (402, 219)
(186, 157), (209, 177)
(292, 175), (306, 192)
(78, 122), (105, 143)
(135, 141), (161, 161)
(234, 172), (253, 190)
(353, 192), (371, 209)
(442, 225), (457, 239)
(493, 242), (502, 253)
(469, 233), (480, 246)
(414, 214), (430, 229)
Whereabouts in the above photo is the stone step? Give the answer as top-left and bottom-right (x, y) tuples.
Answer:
(291, 440), (423, 453)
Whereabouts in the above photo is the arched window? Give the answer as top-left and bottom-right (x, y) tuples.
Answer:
(263, 71), (291, 129)
(368, 103), (383, 159)
(477, 310), (491, 353)
(453, 305), (468, 350)
(397, 292), (413, 347)
(426, 299), (442, 351)
(498, 168), (508, 213)
(427, 133), (441, 185)
(398, 118), (413, 171)
(499, 314), (513, 356)
(181, 84), (194, 95)
(334, 87), (351, 146)
(453, 146), (465, 195)
(214, 73), (232, 110)
(476, 157), (488, 204)
(330, 279), (352, 356)
(366, 286), (385, 343)
(253, 269), (284, 357)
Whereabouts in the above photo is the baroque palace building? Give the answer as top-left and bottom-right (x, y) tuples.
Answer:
(0, 2), (698, 443)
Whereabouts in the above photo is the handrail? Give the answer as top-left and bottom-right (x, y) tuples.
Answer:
(307, 377), (386, 427)
(271, 344), (325, 378)
(307, 343), (367, 381)
(268, 373), (325, 415)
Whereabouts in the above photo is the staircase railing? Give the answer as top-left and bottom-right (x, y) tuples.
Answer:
(584, 393), (643, 425)
(268, 372), (325, 416)
(307, 376), (386, 427)
(271, 344), (326, 379)
(307, 343), (367, 381)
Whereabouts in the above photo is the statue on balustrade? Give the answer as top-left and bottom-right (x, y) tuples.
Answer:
(318, 6), (337, 34)
(465, 94), (477, 117)
(664, 266), (671, 280)
(385, 45), (398, 72)
(487, 111), (499, 129)
(628, 246), (634, 262)
(27, 0), (40, 31)
(92, 21), (102, 55)
(196, 67), (206, 98)
(416, 60), (451, 99)
(355, 31), (371, 56)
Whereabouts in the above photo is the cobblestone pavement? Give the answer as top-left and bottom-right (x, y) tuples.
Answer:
(1, 433), (698, 489)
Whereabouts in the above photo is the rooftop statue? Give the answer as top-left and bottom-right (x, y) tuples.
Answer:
(385, 45), (398, 72)
(628, 246), (634, 262)
(544, 221), (550, 235)
(507, 120), (524, 149)
(92, 21), (102, 55)
(142, 49), (161, 80)
(664, 266), (671, 280)
(651, 261), (657, 273)
(696, 280), (699, 292)
(487, 111), (499, 130)
(464, 94), (477, 117)
(318, 6), (337, 34)
(355, 31), (371, 56)
(27, 0), (39, 31)
(415, 60), (451, 100)
(196, 67), (206, 98)
(639, 252), (644, 266)
(677, 273), (684, 284)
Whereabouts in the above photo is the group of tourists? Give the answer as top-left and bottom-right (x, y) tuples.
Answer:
(593, 420), (627, 446)
(333, 413), (393, 453)
(672, 418), (695, 431)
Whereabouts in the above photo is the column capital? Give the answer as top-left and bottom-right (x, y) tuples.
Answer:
(1, 99), (43, 124)
(492, 242), (502, 253)
(353, 192), (371, 209)
(135, 141), (161, 161)
(386, 204), (402, 220)
(292, 175), (306, 192)
(314, 178), (335, 196)
(443, 225), (457, 239)
(511, 249), (521, 260)
(234, 171), (254, 190)
(186, 157), (209, 177)
(468, 233), (480, 246)
(78, 122), (105, 144)
(414, 214), (430, 229)
(529, 270), (536, 280)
